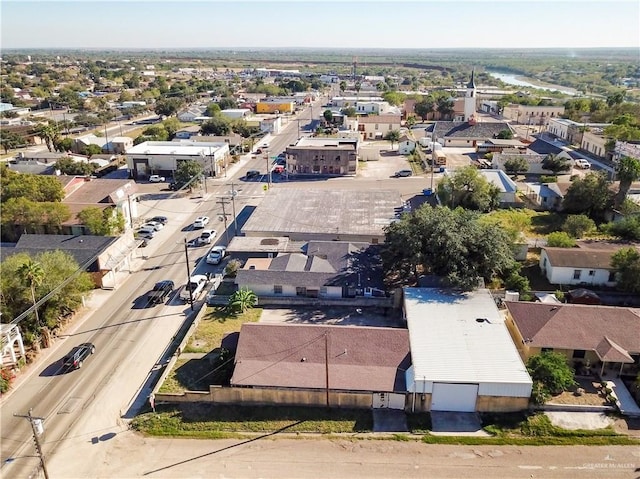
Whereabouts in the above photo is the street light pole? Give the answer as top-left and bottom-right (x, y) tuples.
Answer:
(183, 238), (194, 311)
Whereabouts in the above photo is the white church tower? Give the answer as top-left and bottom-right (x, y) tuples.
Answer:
(463, 69), (477, 123)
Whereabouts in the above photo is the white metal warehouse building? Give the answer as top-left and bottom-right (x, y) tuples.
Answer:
(403, 288), (532, 413)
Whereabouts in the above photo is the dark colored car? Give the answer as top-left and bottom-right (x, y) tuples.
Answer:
(147, 280), (175, 304)
(63, 343), (96, 370)
(245, 170), (260, 179)
(148, 216), (168, 225)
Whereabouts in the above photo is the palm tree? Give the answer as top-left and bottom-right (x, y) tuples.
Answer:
(614, 156), (640, 208)
(385, 130), (401, 150)
(17, 260), (45, 329)
(227, 287), (257, 314)
(35, 122), (59, 152)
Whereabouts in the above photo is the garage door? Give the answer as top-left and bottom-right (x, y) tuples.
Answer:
(431, 383), (479, 412)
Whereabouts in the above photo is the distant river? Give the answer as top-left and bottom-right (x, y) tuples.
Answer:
(487, 71), (578, 96)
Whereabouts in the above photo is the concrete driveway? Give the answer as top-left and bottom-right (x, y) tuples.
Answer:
(372, 409), (408, 432)
(430, 412), (489, 436)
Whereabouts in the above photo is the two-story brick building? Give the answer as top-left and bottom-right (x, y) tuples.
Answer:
(285, 137), (358, 176)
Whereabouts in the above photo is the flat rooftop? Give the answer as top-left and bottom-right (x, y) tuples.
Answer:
(241, 189), (402, 238)
(126, 140), (227, 156)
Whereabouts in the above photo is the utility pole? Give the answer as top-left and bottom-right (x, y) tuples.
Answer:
(324, 331), (330, 408)
(14, 409), (49, 479)
(230, 182), (238, 237)
(216, 197), (231, 246)
(265, 150), (272, 187)
(127, 194), (134, 230)
(183, 238), (194, 311)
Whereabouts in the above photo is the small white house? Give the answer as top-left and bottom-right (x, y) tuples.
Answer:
(220, 109), (251, 120)
(477, 169), (518, 205)
(397, 135), (416, 155)
(539, 245), (625, 287)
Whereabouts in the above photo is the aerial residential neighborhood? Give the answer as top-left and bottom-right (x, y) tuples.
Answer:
(1, 2), (639, 478)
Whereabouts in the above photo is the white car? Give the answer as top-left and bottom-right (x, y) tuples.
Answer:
(193, 216), (210, 229)
(142, 221), (164, 231)
(198, 229), (216, 245)
(206, 246), (227, 265)
(149, 175), (166, 182)
(179, 274), (208, 302)
(574, 159), (591, 169)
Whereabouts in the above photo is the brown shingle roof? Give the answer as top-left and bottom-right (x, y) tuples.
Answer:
(231, 323), (410, 392)
(505, 302), (640, 358)
(542, 247), (616, 269)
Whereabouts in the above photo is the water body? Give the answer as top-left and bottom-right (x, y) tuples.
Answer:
(487, 71), (577, 96)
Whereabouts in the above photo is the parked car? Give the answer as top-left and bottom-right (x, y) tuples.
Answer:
(193, 216), (210, 228)
(245, 169), (260, 179)
(148, 216), (168, 225)
(63, 343), (96, 370)
(149, 175), (166, 182)
(574, 159), (591, 169)
(206, 246), (227, 265)
(394, 169), (413, 177)
(198, 229), (216, 245)
(179, 274), (208, 302)
(142, 221), (164, 231)
(137, 226), (156, 237)
(147, 280), (174, 305)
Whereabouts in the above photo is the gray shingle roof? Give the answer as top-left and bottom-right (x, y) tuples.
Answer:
(427, 121), (512, 140)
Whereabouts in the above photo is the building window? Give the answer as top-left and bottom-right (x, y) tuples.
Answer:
(335, 156), (341, 162)
(572, 349), (586, 359)
(608, 271), (617, 282)
(541, 347), (553, 353)
(573, 269), (582, 280)
(543, 258), (547, 268)
(274, 285), (283, 294)
(320, 287), (327, 296)
(375, 124), (379, 130)
(588, 270), (595, 276)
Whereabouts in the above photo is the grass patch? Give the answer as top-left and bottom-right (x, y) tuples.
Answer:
(185, 306), (261, 354)
(529, 211), (565, 236)
(132, 403), (373, 437)
(157, 357), (216, 393)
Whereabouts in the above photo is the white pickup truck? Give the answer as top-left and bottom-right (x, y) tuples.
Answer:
(179, 274), (208, 302)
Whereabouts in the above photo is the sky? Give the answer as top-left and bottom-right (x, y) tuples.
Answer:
(2, 0), (639, 50)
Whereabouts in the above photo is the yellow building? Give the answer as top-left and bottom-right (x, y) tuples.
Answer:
(255, 101), (294, 114)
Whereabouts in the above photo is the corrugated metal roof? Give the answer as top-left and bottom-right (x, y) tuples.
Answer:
(404, 288), (532, 386)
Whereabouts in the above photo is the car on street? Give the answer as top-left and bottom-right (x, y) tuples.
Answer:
(193, 216), (210, 228)
(142, 221), (164, 231)
(206, 246), (227, 265)
(147, 280), (174, 305)
(198, 229), (216, 245)
(148, 216), (168, 225)
(393, 169), (413, 177)
(149, 175), (165, 182)
(245, 169), (260, 179)
(137, 226), (156, 237)
(179, 274), (208, 302)
(63, 342), (96, 370)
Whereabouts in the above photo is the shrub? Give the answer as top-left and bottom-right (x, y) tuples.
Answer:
(540, 175), (558, 183)
(562, 215), (596, 238)
(554, 290), (565, 301)
(0, 369), (14, 394)
(504, 272), (531, 294)
(547, 231), (576, 248)
(224, 259), (242, 277)
(530, 382), (551, 405)
(527, 351), (576, 396)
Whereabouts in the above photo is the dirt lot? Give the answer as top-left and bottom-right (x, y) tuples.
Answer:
(259, 306), (404, 328)
(549, 377), (608, 406)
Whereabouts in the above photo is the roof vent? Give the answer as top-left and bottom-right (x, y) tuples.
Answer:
(475, 318), (490, 324)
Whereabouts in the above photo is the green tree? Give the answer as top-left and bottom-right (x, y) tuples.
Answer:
(496, 129), (514, 139)
(437, 166), (501, 212)
(55, 157), (97, 176)
(227, 287), (257, 314)
(323, 109), (333, 124)
(201, 116), (231, 136)
(382, 91), (407, 106)
(611, 247), (640, 293)
(1, 251), (93, 344)
(174, 159), (204, 190)
(382, 206), (518, 290)
(562, 171), (613, 221)
(614, 156), (640, 208)
(17, 259), (45, 329)
(78, 206), (124, 235)
(562, 214), (596, 238)
(35, 122), (60, 152)
(601, 216), (640, 240)
(1, 167), (65, 202)
(527, 352), (576, 396)
(53, 137), (74, 152)
(84, 144), (103, 156)
(339, 81), (347, 93)
(162, 117), (181, 139)
(218, 97), (237, 110)
(385, 130), (401, 149)
(342, 106), (356, 117)
(154, 98), (183, 117)
(206, 103), (221, 117)
(541, 154), (570, 174)
(0, 131), (27, 153)
(503, 157), (529, 176)
(546, 231), (576, 247)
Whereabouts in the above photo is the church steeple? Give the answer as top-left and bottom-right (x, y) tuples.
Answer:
(467, 69), (476, 89)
